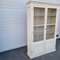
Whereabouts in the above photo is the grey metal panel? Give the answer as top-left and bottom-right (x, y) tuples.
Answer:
(0, 0), (27, 52)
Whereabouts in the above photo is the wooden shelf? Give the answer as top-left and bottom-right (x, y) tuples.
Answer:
(34, 24), (55, 27)
(48, 15), (56, 17)
(47, 24), (55, 26)
(34, 15), (45, 17)
(34, 25), (44, 27)
(47, 32), (54, 34)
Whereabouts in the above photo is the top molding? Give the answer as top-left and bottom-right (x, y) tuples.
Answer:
(27, 1), (60, 6)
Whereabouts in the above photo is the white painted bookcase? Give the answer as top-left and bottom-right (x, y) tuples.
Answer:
(27, 1), (60, 59)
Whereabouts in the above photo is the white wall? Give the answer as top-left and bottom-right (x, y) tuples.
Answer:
(0, 0), (27, 52)
(0, 0), (60, 52)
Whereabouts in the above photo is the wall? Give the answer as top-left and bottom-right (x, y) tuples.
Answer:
(0, 0), (60, 52)
(0, 0), (27, 52)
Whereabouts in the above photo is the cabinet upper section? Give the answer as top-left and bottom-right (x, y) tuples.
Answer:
(27, 0), (60, 5)
(27, 0), (60, 8)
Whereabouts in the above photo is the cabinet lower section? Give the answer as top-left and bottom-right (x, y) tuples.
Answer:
(27, 39), (56, 59)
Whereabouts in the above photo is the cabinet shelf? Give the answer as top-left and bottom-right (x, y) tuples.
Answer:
(47, 32), (54, 34)
(34, 25), (44, 27)
(34, 15), (45, 17)
(48, 15), (56, 17)
(34, 24), (55, 27)
(47, 24), (55, 26)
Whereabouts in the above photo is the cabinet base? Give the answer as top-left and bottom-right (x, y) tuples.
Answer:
(27, 49), (56, 59)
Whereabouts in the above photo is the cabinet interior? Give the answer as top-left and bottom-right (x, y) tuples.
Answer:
(34, 7), (45, 42)
(34, 7), (56, 42)
(34, 7), (45, 16)
(46, 25), (55, 39)
(47, 8), (56, 24)
(46, 8), (56, 39)
(34, 26), (44, 42)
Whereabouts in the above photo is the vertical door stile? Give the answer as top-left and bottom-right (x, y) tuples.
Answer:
(32, 6), (34, 43)
(55, 8), (58, 40)
(44, 8), (48, 52)
(31, 6), (34, 51)
(44, 8), (48, 41)
(54, 8), (59, 47)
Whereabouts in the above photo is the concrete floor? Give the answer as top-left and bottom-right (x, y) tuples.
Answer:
(0, 38), (60, 60)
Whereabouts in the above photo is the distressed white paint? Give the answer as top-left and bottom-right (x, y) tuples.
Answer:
(27, 0), (60, 4)
(27, 1), (60, 58)
(0, 0), (60, 52)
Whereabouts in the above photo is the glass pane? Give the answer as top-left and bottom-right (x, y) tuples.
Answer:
(34, 7), (45, 42)
(47, 16), (56, 24)
(47, 8), (56, 24)
(34, 16), (44, 25)
(46, 25), (55, 39)
(34, 7), (45, 16)
(46, 8), (56, 40)
(48, 8), (56, 16)
(34, 26), (44, 42)
(34, 7), (45, 25)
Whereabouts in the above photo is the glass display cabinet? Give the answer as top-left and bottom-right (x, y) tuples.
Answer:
(27, 1), (59, 59)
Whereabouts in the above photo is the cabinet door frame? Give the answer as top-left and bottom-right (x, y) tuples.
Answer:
(55, 8), (59, 39)
(44, 8), (48, 41)
(33, 6), (45, 42)
(45, 8), (57, 40)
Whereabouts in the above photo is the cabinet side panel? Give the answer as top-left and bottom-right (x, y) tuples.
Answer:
(27, 4), (34, 57)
